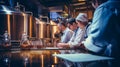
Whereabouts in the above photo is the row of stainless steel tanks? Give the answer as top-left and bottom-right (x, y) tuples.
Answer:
(0, 5), (58, 42)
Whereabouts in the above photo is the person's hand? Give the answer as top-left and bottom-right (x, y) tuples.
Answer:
(57, 43), (65, 48)
(57, 43), (69, 48)
(74, 43), (85, 49)
(79, 43), (86, 48)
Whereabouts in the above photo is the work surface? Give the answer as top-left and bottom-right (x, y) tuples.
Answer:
(53, 53), (114, 63)
(0, 47), (114, 67)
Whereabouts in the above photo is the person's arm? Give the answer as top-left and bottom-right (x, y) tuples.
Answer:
(68, 29), (85, 48)
(57, 43), (70, 48)
(82, 6), (109, 53)
(61, 30), (73, 43)
(57, 30), (73, 48)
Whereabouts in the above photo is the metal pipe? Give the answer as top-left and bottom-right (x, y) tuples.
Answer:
(9, 0), (14, 8)
(15, 2), (25, 12)
(25, 11), (33, 16)
(39, 15), (49, 23)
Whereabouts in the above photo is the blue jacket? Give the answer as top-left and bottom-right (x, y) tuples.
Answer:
(83, 0), (120, 66)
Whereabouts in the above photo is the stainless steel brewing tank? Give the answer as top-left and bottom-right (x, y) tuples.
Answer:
(27, 15), (36, 38)
(50, 21), (59, 38)
(0, 5), (36, 40)
(36, 20), (50, 39)
(36, 19), (59, 39)
(10, 13), (36, 40)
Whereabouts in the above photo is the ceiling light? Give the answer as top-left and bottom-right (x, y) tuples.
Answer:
(78, 0), (85, 1)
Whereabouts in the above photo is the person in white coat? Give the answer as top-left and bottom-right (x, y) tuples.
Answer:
(57, 13), (88, 50)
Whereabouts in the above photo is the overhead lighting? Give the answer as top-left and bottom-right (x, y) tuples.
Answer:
(78, 0), (85, 1)
(2, 6), (13, 14)
(72, 2), (86, 6)
(75, 7), (87, 10)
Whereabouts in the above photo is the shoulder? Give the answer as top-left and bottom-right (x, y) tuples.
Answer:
(77, 28), (82, 32)
(64, 28), (73, 34)
(66, 27), (70, 30)
(96, 1), (120, 11)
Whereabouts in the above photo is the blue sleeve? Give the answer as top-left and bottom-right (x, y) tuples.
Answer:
(83, 6), (111, 53)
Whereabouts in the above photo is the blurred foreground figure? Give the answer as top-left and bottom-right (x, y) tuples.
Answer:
(80, 0), (120, 67)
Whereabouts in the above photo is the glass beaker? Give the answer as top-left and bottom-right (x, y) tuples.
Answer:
(20, 32), (31, 49)
(2, 31), (11, 49)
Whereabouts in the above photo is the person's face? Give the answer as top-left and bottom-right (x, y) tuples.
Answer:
(76, 20), (84, 29)
(67, 23), (73, 30)
(57, 24), (65, 32)
(58, 24), (62, 31)
(67, 23), (70, 28)
(72, 23), (78, 31)
(69, 24), (74, 31)
(68, 23), (78, 31)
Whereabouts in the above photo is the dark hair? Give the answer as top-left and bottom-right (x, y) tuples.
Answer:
(59, 22), (67, 27)
(67, 18), (76, 25)
(91, 0), (108, 5)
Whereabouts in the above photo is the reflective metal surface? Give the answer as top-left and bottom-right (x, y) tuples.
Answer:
(0, 6), (36, 40)
(36, 19), (50, 39)
(0, 5), (15, 14)
(50, 21), (59, 39)
(0, 50), (66, 67)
